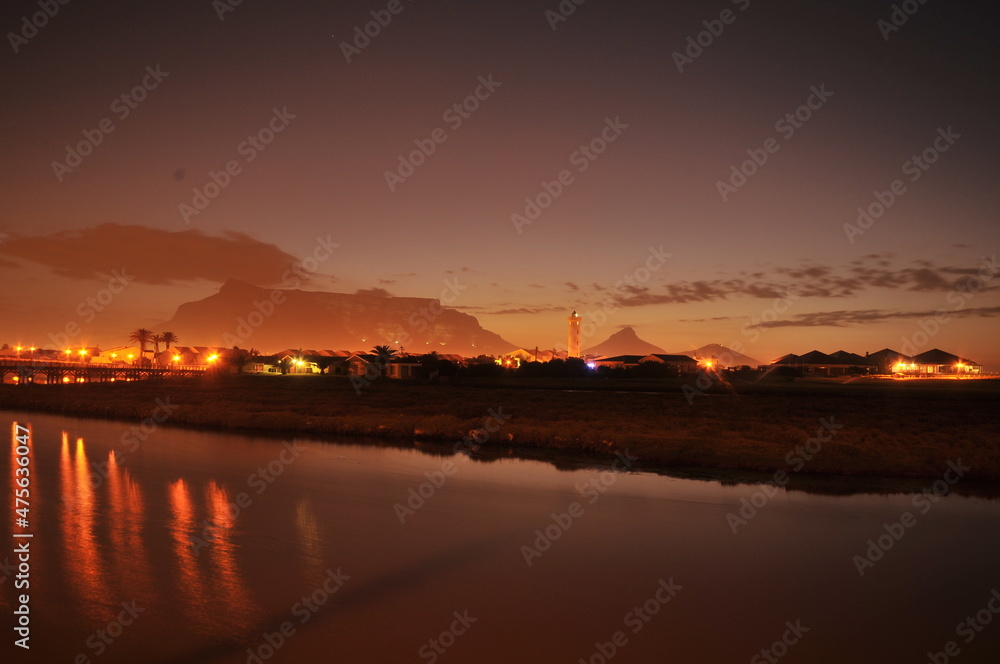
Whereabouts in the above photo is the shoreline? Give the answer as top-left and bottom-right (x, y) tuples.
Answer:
(1, 374), (998, 496)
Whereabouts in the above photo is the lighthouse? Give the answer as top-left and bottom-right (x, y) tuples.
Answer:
(567, 310), (582, 358)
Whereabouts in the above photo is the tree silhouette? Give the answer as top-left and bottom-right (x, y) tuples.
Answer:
(419, 351), (439, 370)
(128, 329), (153, 363)
(228, 346), (260, 374)
(371, 345), (396, 361)
(151, 334), (164, 360)
(161, 331), (178, 351)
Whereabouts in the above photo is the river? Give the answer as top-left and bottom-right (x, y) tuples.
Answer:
(1, 411), (998, 663)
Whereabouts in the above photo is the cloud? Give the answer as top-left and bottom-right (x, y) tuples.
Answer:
(0, 223), (315, 286)
(564, 281), (580, 292)
(749, 305), (1000, 328)
(611, 257), (998, 307)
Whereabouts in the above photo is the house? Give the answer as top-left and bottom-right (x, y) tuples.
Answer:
(345, 353), (381, 377)
(828, 350), (870, 366)
(91, 346), (138, 364)
(591, 355), (645, 370)
(157, 346), (225, 368)
(772, 347), (982, 376)
(385, 355), (422, 379)
(278, 355), (320, 374)
(910, 349), (980, 375)
(243, 360), (283, 374)
(342, 352), (426, 379)
(0, 347), (66, 362)
(640, 354), (700, 372)
(771, 350), (871, 376)
(865, 348), (912, 374)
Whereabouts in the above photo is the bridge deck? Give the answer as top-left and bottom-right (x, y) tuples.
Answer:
(0, 360), (206, 384)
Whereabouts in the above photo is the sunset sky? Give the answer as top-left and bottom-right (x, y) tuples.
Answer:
(1, 0), (997, 365)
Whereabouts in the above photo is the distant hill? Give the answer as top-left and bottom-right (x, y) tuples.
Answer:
(673, 343), (763, 368)
(156, 279), (516, 356)
(584, 327), (666, 356)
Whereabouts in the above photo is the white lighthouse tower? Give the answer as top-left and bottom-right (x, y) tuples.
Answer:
(567, 310), (582, 358)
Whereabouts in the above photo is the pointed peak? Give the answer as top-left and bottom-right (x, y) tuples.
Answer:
(610, 326), (640, 337)
(583, 327), (665, 355)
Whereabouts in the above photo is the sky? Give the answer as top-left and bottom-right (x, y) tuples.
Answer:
(1, 0), (998, 366)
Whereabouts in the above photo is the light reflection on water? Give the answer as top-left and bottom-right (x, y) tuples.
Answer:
(2, 411), (999, 664)
(295, 499), (325, 586)
(205, 480), (257, 633)
(106, 450), (156, 607)
(63, 433), (113, 621)
(168, 477), (216, 635)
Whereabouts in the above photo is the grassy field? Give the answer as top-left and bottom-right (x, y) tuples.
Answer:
(1, 374), (998, 488)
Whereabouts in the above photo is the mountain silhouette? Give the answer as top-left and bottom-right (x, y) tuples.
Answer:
(157, 279), (515, 356)
(583, 327), (666, 356)
(672, 343), (763, 367)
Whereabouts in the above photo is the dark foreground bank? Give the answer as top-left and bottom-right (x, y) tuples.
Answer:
(1, 374), (998, 487)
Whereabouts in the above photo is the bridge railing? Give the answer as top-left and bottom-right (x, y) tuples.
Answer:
(0, 360), (207, 372)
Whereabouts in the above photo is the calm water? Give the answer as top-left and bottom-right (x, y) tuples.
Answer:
(1, 411), (999, 663)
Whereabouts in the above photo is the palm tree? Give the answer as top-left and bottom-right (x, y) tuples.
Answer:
(161, 331), (178, 352)
(128, 328), (153, 364)
(371, 344), (396, 378)
(371, 345), (396, 361)
(151, 334), (164, 360)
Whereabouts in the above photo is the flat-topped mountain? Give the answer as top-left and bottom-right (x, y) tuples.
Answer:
(157, 279), (516, 356)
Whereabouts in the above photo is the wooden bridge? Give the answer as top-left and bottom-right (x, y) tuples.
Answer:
(0, 360), (206, 385)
